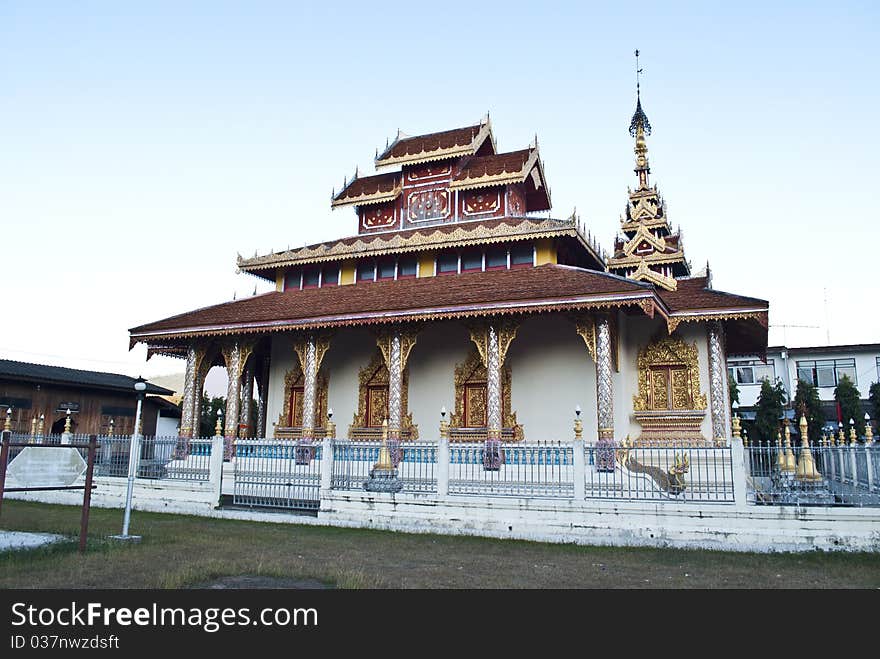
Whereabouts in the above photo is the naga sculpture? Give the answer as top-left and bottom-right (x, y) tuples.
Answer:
(616, 437), (689, 496)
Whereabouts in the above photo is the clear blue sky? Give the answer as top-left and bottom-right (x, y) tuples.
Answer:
(2, 1), (878, 389)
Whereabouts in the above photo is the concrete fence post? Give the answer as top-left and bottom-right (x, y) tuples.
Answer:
(865, 445), (874, 492)
(437, 436), (449, 498)
(573, 438), (585, 500)
(850, 446), (859, 486)
(210, 436), (225, 507)
(321, 437), (333, 493)
(730, 437), (749, 510)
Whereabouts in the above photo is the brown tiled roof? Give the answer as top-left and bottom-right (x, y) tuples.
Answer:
(130, 265), (652, 341)
(331, 171), (401, 208)
(451, 149), (531, 185)
(237, 217), (602, 275)
(659, 277), (768, 313)
(375, 122), (491, 167)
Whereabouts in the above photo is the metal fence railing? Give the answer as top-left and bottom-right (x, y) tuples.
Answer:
(331, 440), (437, 494)
(1, 434), (213, 482)
(585, 443), (735, 502)
(233, 440), (322, 510)
(448, 442), (574, 498)
(745, 443), (880, 506)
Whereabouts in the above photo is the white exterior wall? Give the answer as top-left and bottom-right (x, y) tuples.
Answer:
(322, 327), (380, 435)
(407, 322), (470, 437)
(266, 334), (296, 436)
(506, 315), (596, 442)
(264, 314), (719, 443)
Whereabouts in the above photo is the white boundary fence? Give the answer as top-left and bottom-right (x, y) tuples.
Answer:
(746, 442), (880, 506)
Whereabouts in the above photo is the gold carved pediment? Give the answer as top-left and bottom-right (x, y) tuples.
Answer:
(348, 349), (418, 439)
(449, 349), (522, 440)
(632, 336), (707, 412)
(275, 363), (329, 435)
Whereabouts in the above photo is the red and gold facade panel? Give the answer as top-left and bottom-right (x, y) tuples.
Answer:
(359, 204), (397, 232)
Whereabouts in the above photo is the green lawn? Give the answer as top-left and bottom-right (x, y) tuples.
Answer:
(1, 500), (878, 588)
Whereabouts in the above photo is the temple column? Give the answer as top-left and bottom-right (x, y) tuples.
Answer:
(375, 326), (417, 465)
(595, 314), (615, 471)
(294, 333), (331, 460)
(256, 356), (270, 438)
(707, 321), (729, 446)
(486, 325), (502, 440)
(179, 345), (198, 439)
(467, 320), (517, 470)
(240, 358), (254, 438)
(192, 371), (204, 438)
(222, 339), (255, 459)
(300, 337), (318, 440)
(387, 332), (403, 439)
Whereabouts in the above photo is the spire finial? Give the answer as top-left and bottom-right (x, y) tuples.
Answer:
(635, 49), (642, 99)
(629, 49), (651, 138)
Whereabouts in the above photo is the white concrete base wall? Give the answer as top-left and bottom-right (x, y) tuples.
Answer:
(9, 479), (879, 553)
(316, 492), (880, 553)
(6, 477), (217, 516)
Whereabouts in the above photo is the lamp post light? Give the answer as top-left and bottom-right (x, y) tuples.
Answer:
(113, 376), (146, 542)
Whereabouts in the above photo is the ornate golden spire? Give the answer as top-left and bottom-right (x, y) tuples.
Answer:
(630, 49), (651, 189)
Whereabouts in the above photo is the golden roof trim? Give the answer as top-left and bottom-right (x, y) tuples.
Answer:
(238, 219), (581, 270)
(331, 178), (402, 209)
(607, 251), (686, 268)
(619, 217), (671, 231)
(666, 310), (769, 334)
(630, 262), (677, 291)
(448, 149), (539, 192)
(131, 293), (657, 344)
(375, 121), (493, 169)
(622, 224), (667, 257)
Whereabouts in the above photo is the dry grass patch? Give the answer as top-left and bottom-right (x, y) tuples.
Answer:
(1, 500), (878, 589)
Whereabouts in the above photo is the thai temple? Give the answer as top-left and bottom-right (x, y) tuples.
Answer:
(129, 90), (769, 458)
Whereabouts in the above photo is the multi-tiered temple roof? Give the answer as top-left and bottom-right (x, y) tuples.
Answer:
(130, 114), (769, 358)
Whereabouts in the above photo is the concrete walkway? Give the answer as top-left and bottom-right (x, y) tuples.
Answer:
(0, 530), (65, 552)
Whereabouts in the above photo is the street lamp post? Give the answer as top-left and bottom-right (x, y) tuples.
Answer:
(113, 376), (146, 541)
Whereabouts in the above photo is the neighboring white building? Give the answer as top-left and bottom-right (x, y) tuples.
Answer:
(727, 343), (879, 419)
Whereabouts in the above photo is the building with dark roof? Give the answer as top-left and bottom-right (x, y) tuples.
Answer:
(0, 359), (177, 436)
(129, 96), (767, 452)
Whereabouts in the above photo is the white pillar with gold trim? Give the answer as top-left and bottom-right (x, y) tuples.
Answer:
(595, 314), (615, 471)
(707, 320), (729, 447)
(300, 337), (317, 440)
(375, 326), (417, 466)
(180, 345), (198, 439)
(240, 358), (254, 438)
(222, 339), (255, 460)
(294, 333), (331, 463)
(484, 324), (504, 470)
(256, 356), (270, 439)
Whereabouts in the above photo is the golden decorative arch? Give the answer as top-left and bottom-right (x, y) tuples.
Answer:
(633, 335), (707, 412)
(348, 349), (418, 440)
(631, 335), (708, 446)
(449, 349), (523, 441)
(274, 363), (329, 439)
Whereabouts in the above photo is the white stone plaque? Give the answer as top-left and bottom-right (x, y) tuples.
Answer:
(6, 447), (87, 488)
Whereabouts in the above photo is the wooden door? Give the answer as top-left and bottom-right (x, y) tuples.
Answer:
(366, 385), (389, 428)
(288, 386), (305, 426)
(464, 383), (488, 427)
(648, 366), (692, 410)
